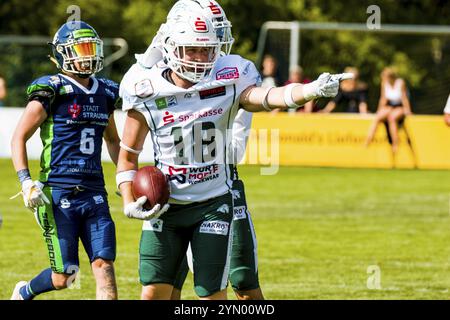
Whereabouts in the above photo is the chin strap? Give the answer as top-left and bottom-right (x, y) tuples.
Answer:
(48, 55), (60, 68)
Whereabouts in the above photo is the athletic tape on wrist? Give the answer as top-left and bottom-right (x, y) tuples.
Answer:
(301, 81), (319, 101)
(116, 170), (137, 189)
(17, 169), (31, 185)
(284, 83), (302, 109)
(120, 141), (143, 155)
(262, 86), (274, 111)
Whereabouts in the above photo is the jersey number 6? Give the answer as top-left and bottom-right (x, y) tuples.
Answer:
(80, 128), (95, 155)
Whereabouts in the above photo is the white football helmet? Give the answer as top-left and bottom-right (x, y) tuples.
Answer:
(162, 12), (221, 83)
(136, 0), (233, 69)
(167, 0), (234, 55)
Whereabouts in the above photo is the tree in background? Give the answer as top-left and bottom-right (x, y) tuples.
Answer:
(0, 0), (449, 112)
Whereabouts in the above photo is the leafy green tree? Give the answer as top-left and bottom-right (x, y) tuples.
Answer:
(0, 0), (448, 112)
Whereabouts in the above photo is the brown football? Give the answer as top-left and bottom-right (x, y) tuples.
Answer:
(132, 166), (170, 210)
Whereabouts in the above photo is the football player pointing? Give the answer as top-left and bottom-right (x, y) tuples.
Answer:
(165, 0), (263, 301)
(10, 22), (120, 300)
(117, 10), (351, 300)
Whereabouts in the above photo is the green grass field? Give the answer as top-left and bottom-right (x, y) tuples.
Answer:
(1, 159), (449, 300)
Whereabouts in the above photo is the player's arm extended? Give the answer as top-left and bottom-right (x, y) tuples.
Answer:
(240, 86), (294, 112)
(11, 101), (47, 173)
(103, 113), (121, 166)
(240, 73), (353, 112)
(116, 109), (149, 206)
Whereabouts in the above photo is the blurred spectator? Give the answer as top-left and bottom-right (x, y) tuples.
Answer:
(321, 67), (368, 113)
(284, 65), (310, 85)
(284, 65), (315, 113)
(261, 54), (279, 88)
(444, 93), (450, 126)
(365, 67), (412, 153)
(0, 76), (6, 107)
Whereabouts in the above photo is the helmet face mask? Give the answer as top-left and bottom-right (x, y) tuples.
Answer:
(168, 44), (220, 83)
(166, 0), (234, 56)
(211, 18), (234, 55)
(51, 22), (104, 77)
(163, 14), (221, 83)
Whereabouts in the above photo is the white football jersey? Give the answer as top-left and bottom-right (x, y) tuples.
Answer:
(120, 55), (261, 202)
(232, 109), (253, 164)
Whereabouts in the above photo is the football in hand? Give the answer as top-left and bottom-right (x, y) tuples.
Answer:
(132, 166), (170, 210)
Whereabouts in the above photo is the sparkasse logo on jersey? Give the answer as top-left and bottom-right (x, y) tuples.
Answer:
(163, 111), (175, 125)
(216, 67), (240, 80)
(178, 108), (223, 122)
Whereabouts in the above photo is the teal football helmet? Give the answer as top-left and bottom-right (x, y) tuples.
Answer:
(50, 21), (103, 77)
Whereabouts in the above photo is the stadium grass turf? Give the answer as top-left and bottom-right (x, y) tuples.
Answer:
(0, 159), (449, 299)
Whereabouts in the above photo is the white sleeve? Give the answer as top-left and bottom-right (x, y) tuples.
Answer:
(135, 47), (163, 69)
(234, 56), (262, 96)
(134, 25), (166, 68)
(232, 109), (253, 164)
(444, 94), (450, 114)
(119, 64), (154, 111)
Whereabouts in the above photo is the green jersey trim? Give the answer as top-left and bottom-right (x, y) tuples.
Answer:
(27, 83), (56, 103)
(38, 187), (65, 273)
(39, 115), (54, 183)
(27, 83), (55, 95)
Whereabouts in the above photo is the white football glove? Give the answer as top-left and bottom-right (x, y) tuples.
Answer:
(303, 72), (354, 100)
(20, 180), (50, 210)
(124, 196), (170, 220)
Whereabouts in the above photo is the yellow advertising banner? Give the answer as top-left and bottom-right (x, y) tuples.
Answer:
(244, 113), (449, 169)
(405, 116), (450, 169)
